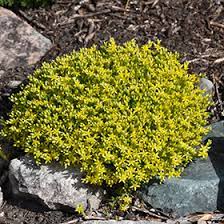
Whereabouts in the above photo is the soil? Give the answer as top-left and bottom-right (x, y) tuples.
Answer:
(0, 0), (224, 223)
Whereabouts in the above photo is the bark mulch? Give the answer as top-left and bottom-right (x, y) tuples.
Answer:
(0, 0), (224, 223)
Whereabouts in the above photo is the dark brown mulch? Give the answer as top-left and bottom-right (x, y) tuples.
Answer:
(0, 200), (74, 224)
(0, 0), (224, 223)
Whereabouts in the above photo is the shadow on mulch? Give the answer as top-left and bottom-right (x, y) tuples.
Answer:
(209, 138), (224, 211)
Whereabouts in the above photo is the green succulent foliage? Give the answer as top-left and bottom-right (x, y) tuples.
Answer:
(0, 39), (211, 194)
(75, 203), (85, 216)
(0, 0), (52, 7)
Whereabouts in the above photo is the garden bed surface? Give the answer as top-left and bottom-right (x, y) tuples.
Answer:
(0, 0), (224, 223)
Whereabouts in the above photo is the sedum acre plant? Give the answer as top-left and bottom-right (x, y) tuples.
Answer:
(0, 39), (211, 207)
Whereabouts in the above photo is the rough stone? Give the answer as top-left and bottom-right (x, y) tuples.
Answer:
(203, 120), (224, 140)
(87, 195), (102, 213)
(0, 187), (3, 208)
(0, 159), (5, 205)
(7, 80), (22, 89)
(82, 221), (164, 224)
(138, 121), (224, 217)
(0, 70), (4, 78)
(0, 7), (52, 70)
(199, 77), (214, 96)
(8, 156), (103, 211)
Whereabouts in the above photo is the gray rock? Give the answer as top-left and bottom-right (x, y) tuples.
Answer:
(87, 195), (102, 213)
(0, 160), (4, 205)
(82, 221), (164, 224)
(203, 120), (224, 140)
(0, 7), (52, 70)
(138, 158), (219, 217)
(0, 187), (3, 208)
(199, 77), (214, 96)
(7, 80), (22, 88)
(0, 70), (4, 78)
(138, 122), (224, 217)
(8, 156), (103, 211)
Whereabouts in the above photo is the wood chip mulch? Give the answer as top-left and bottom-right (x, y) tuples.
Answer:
(0, 0), (224, 223)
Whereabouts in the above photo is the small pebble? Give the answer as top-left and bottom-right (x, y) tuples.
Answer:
(7, 80), (22, 89)
(0, 70), (5, 78)
(199, 77), (214, 96)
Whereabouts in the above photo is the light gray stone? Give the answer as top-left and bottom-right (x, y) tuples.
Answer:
(82, 221), (164, 224)
(7, 80), (22, 88)
(0, 7), (52, 70)
(138, 121), (224, 217)
(8, 156), (103, 211)
(0, 158), (5, 203)
(199, 77), (214, 96)
(87, 195), (102, 213)
(0, 187), (3, 208)
(0, 70), (4, 78)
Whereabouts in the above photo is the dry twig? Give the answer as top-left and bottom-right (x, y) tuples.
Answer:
(214, 57), (224, 64)
(18, 10), (46, 30)
(125, 0), (130, 10)
(210, 21), (224, 29)
(83, 215), (107, 221)
(131, 206), (170, 220)
(60, 218), (79, 224)
(59, 9), (111, 25)
(111, 5), (132, 12)
(144, 0), (160, 7)
(60, 215), (106, 224)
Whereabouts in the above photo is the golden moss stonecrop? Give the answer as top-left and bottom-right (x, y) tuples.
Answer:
(0, 39), (211, 198)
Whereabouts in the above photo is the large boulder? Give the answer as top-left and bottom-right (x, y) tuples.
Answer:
(8, 156), (103, 211)
(138, 121), (224, 217)
(0, 7), (52, 71)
